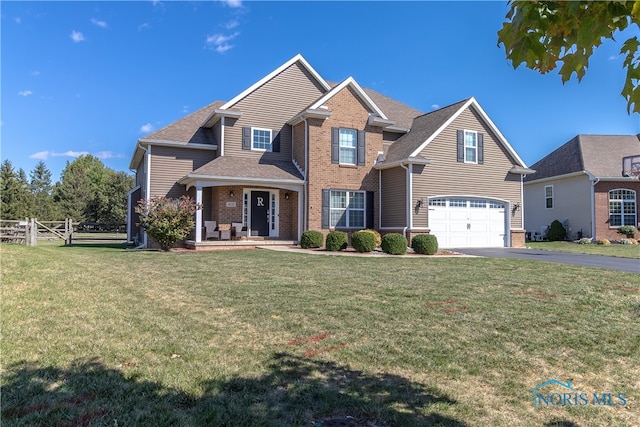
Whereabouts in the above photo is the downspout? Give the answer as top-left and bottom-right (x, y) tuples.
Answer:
(378, 168), (382, 230)
(400, 162), (410, 240)
(220, 117), (225, 156)
(143, 145), (151, 248)
(590, 172), (599, 239)
(303, 118), (309, 231)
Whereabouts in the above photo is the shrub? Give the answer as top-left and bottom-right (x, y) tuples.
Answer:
(411, 234), (439, 255)
(325, 230), (347, 251)
(351, 230), (376, 253)
(597, 239), (610, 245)
(577, 238), (593, 245)
(300, 230), (323, 249)
(135, 196), (198, 251)
(381, 233), (407, 255)
(547, 220), (566, 241)
(617, 225), (638, 238)
(361, 229), (382, 247)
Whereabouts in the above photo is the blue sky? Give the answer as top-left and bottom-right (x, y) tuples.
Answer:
(2, 1), (639, 181)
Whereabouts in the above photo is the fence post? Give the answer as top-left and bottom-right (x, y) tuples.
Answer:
(66, 219), (73, 245)
(31, 218), (37, 246)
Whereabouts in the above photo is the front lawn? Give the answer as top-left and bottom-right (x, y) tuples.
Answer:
(2, 244), (638, 426)
(527, 241), (640, 258)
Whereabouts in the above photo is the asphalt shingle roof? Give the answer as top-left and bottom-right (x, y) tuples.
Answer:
(143, 101), (224, 144)
(190, 156), (304, 181)
(525, 134), (640, 181)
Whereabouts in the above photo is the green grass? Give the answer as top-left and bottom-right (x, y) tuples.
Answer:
(2, 244), (639, 426)
(527, 241), (640, 258)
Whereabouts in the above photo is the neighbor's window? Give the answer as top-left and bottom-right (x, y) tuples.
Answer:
(252, 128), (272, 151)
(339, 128), (357, 165)
(609, 189), (636, 227)
(464, 130), (477, 163)
(545, 185), (554, 209)
(330, 190), (365, 228)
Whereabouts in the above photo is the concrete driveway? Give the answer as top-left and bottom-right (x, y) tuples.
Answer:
(451, 247), (640, 274)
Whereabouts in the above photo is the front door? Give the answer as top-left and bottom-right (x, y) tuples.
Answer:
(251, 191), (270, 236)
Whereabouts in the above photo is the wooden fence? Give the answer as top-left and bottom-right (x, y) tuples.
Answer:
(0, 219), (127, 246)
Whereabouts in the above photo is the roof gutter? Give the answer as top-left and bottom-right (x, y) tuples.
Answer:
(288, 108), (332, 126)
(374, 157), (433, 170)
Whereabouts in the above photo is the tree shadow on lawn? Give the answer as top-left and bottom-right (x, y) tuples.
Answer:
(2, 353), (467, 426)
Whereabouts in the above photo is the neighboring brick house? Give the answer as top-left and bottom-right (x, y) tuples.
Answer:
(523, 135), (640, 241)
(128, 54), (533, 248)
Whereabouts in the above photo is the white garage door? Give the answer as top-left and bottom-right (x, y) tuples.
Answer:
(428, 198), (507, 248)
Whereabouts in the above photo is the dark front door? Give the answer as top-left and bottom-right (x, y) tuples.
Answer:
(251, 191), (270, 236)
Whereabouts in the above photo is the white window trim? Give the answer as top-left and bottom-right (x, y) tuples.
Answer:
(329, 190), (365, 229)
(339, 128), (357, 165)
(545, 185), (554, 210)
(608, 189), (637, 228)
(463, 130), (478, 164)
(251, 127), (272, 152)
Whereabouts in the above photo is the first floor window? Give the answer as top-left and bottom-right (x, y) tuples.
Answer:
(545, 185), (553, 209)
(609, 189), (636, 227)
(252, 128), (272, 151)
(330, 190), (365, 228)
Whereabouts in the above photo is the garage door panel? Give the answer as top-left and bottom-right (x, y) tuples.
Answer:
(428, 198), (507, 248)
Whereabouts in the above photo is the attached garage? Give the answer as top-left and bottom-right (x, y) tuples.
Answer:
(427, 197), (507, 248)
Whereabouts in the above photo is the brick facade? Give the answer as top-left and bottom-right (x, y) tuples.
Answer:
(593, 181), (640, 241)
(306, 86), (382, 236)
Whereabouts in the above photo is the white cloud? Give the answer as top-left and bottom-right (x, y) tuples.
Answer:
(94, 151), (122, 159)
(431, 104), (441, 110)
(19, 90), (33, 96)
(608, 55), (618, 60)
(29, 151), (50, 160)
(225, 20), (239, 30)
(71, 30), (85, 42)
(140, 123), (154, 133)
(138, 23), (150, 31)
(91, 18), (108, 28)
(206, 32), (239, 53)
(221, 0), (243, 8)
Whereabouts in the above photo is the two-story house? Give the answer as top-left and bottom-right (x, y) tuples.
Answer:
(128, 54), (533, 249)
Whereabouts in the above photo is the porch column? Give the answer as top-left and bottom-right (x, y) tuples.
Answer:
(195, 186), (203, 242)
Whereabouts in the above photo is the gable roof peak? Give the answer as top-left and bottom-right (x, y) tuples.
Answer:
(219, 54), (331, 110)
(310, 76), (388, 119)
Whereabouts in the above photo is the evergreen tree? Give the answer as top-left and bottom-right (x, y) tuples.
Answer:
(0, 160), (34, 219)
(54, 155), (107, 222)
(29, 160), (58, 220)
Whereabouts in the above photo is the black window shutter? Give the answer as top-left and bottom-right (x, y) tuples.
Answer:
(366, 191), (374, 229)
(357, 130), (366, 166)
(331, 128), (339, 164)
(477, 133), (484, 164)
(272, 130), (280, 153)
(321, 189), (330, 229)
(456, 130), (464, 162)
(242, 127), (251, 150)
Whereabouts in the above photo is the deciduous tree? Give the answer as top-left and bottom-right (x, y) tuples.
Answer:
(498, 1), (640, 113)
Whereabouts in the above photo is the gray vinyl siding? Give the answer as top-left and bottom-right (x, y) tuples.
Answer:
(223, 61), (326, 160)
(524, 174), (592, 238)
(412, 106), (523, 228)
(149, 146), (215, 199)
(381, 167), (407, 227)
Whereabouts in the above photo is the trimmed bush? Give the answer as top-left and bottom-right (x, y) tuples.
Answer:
(381, 233), (407, 255)
(361, 229), (382, 247)
(411, 234), (439, 255)
(547, 220), (566, 241)
(325, 230), (347, 251)
(617, 225), (638, 238)
(300, 230), (323, 249)
(351, 230), (376, 253)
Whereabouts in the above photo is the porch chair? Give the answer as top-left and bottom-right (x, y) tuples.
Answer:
(218, 223), (232, 241)
(232, 222), (247, 240)
(204, 221), (218, 240)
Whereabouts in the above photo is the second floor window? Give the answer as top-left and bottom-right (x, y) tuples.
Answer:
(464, 130), (477, 163)
(252, 128), (272, 151)
(339, 128), (357, 165)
